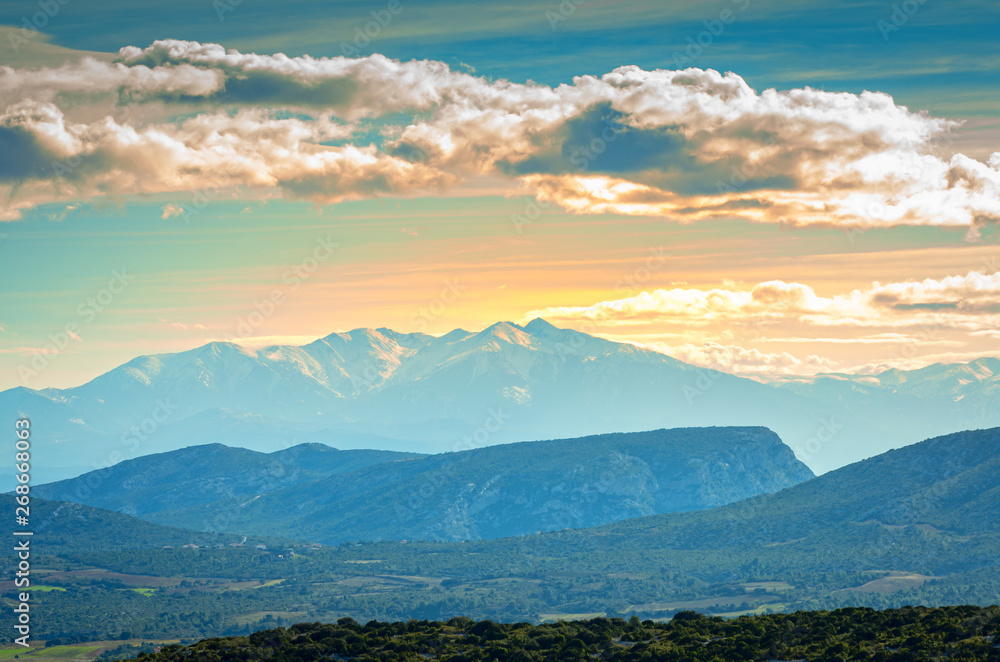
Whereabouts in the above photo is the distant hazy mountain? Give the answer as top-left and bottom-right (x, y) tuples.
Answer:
(33, 443), (420, 521)
(35, 427), (815, 543)
(4, 320), (996, 484)
(774, 357), (1000, 399)
(768, 358), (1000, 451)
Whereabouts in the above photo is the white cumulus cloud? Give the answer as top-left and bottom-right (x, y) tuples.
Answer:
(1, 39), (998, 230)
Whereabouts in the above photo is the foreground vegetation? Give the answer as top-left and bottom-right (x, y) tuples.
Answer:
(136, 606), (1000, 661)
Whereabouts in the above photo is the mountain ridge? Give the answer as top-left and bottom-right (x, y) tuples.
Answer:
(33, 442), (422, 519)
(34, 426), (816, 543)
(4, 320), (999, 485)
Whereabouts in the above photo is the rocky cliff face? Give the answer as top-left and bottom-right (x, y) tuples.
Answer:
(147, 427), (815, 543)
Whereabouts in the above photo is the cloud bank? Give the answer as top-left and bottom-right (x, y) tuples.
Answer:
(2, 39), (1000, 229)
(526, 271), (1000, 330)
(524, 270), (1000, 375)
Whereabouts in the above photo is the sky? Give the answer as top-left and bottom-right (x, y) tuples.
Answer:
(0, 0), (998, 390)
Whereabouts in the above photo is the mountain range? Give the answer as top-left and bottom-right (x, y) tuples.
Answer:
(34, 427), (814, 542)
(334, 423), (1000, 615)
(771, 358), (1000, 437)
(4, 319), (999, 485)
(590, 425), (1000, 552)
(32, 443), (420, 521)
(12, 425), (1000, 640)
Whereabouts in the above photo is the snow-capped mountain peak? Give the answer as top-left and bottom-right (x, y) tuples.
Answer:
(3, 320), (999, 485)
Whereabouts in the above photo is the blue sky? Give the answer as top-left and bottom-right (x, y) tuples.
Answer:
(3, 0), (997, 115)
(1, 0), (998, 389)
